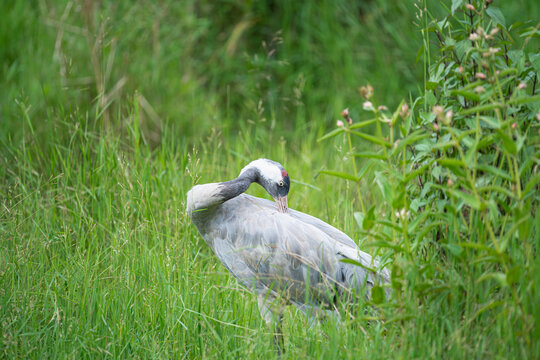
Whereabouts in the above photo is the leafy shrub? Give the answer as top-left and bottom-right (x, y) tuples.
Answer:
(320, 0), (539, 354)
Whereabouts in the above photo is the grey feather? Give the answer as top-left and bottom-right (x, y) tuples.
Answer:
(188, 190), (391, 312)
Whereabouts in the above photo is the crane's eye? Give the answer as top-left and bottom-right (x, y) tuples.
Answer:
(279, 180), (284, 187)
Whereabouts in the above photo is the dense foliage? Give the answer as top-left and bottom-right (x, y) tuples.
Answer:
(320, 0), (539, 355)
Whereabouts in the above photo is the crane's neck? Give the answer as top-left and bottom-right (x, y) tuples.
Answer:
(218, 167), (258, 202)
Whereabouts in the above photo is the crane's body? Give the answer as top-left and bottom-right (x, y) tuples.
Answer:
(186, 159), (390, 352)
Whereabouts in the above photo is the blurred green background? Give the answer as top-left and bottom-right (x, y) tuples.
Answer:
(1, 1), (539, 358)
(2, 0), (537, 144)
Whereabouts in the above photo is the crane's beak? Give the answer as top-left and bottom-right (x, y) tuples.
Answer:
(274, 196), (288, 213)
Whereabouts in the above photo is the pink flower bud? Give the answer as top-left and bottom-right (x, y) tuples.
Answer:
(359, 85), (373, 99)
(341, 108), (350, 118)
(378, 105), (388, 111)
(469, 33), (480, 41)
(363, 101), (374, 111)
(432, 105), (444, 117)
(517, 82), (527, 90)
(465, 3), (475, 11)
(400, 103), (409, 117)
(476, 72), (487, 80)
(336, 120), (344, 127)
(445, 110), (453, 122)
(458, 66), (465, 74)
(433, 123), (440, 131)
(511, 122), (517, 129)
(447, 179), (453, 187)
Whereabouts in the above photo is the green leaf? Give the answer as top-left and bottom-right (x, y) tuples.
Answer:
(371, 285), (385, 304)
(451, 0), (463, 14)
(460, 103), (501, 115)
(353, 152), (387, 160)
(471, 300), (503, 321)
(375, 171), (393, 203)
(339, 258), (377, 274)
(363, 205), (376, 231)
(350, 130), (392, 148)
(449, 89), (480, 101)
(507, 94), (540, 105)
(318, 170), (358, 182)
(523, 173), (540, 197)
(475, 164), (512, 181)
(404, 163), (432, 183)
(529, 52), (540, 74)
(416, 43), (425, 63)
(349, 118), (377, 129)
(458, 242), (497, 255)
(317, 128), (344, 142)
(449, 189), (482, 210)
(479, 116), (500, 129)
(496, 129), (517, 155)
(353, 212), (365, 230)
(438, 158), (467, 178)
(486, 7), (506, 28)
(426, 81), (438, 90)
(392, 131), (430, 155)
(477, 272), (507, 287)
(442, 243), (462, 257)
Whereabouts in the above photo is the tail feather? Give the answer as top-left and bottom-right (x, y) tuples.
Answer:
(336, 250), (391, 300)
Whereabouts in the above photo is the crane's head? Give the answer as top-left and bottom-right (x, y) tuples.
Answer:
(240, 159), (290, 213)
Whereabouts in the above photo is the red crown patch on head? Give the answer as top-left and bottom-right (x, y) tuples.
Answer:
(281, 169), (288, 178)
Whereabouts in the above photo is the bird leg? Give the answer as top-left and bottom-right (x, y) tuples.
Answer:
(273, 320), (284, 357)
(257, 292), (285, 356)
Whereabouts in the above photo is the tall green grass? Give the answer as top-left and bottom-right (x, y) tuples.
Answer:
(1, 0), (539, 358)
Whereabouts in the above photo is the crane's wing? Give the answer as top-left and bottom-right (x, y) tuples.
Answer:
(200, 194), (388, 306)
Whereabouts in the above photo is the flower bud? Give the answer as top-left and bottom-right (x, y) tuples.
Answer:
(363, 101), (374, 111)
(474, 86), (486, 94)
(336, 120), (344, 127)
(359, 85), (373, 99)
(517, 82), (527, 90)
(447, 178), (453, 187)
(400, 103), (409, 118)
(511, 122), (517, 129)
(445, 110), (453, 123)
(476, 72), (487, 80)
(465, 3), (475, 11)
(378, 105), (388, 111)
(341, 108), (350, 118)
(432, 105), (444, 121)
(469, 32), (480, 41)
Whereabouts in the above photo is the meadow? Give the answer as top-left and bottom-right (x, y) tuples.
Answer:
(1, 0), (539, 358)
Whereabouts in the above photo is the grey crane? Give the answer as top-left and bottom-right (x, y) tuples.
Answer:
(186, 158), (390, 352)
